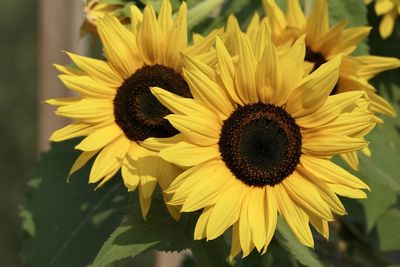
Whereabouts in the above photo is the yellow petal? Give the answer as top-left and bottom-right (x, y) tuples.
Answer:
(130, 5), (143, 36)
(138, 4), (162, 65)
(150, 87), (220, 123)
(300, 155), (370, 190)
(54, 64), (85, 76)
(165, 2), (187, 70)
(263, 186), (278, 253)
(287, 0), (306, 29)
(282, 171), (333, 220)
(356, 55), (400, 80)
(139, 185), (155, 219)
(165, 114), (220, 146)
(68, 150), (99, 178)
(89, 135), (130, 183)
(137, 148), (159, 198)
(45, 97), (80, 107)
(380, 11), (397, 39)
(55, 99), (113, 123)
(157, 0), (173, 36)
(235, 32), (258, 103)
(340, 151), (360, 171)
(278, 35), (306, 104)
(316, 20), (349, 54)
(302, 133), (368, 157)
(168, 159), (222, 199)
(263, 0), (287, 39)
(224, 15), (241, 56)
(121, 142), (140, 191)
(287, 56), (342, 118)
(300, 168), (347, 216)
(309, 216), (329, 239)
(306, 0), (329, 45)
(215, 37), (243, 105)
(230, 223), (242, 258)
(194, 207), (212, 240)
(50, 123), (94, 142)
(255, 24), (282, 104)
(75, 123), (122, 151)
(375, 0), (394, 15)
(296, 91), (366, 128)
(97, 15), (140, 78)
(183, 58), (234, 118)
(140, 134), (184, 152)
(238, 188), (253, 257)
(274, 184), (314, 247)
(368, 91), (396, 116)
(160, 141), (220, 168)
(66, 52), (123, 87)
(328, 27), (371, 57)
(246, 13), (261, 47)
(247, 188), (266, 251)
(58, 74), (116, 98)
(183, 28), (222, 56)
(328, 184), (367, 199)
(181, 167), (232, 212)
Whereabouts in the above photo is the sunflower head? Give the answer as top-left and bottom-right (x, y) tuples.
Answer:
(146, 23), (375, 257)
(261, 0), (400, 170)
(47, 0), (220, 219)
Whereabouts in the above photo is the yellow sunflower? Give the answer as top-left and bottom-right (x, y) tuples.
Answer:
(366, 0), (400, 39)
(262, 0), (400, 169)
(47, 0), (218, 218)
(143, 24), (375, 257)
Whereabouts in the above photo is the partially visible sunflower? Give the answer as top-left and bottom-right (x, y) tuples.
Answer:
(47, 0), (219, 218)
(366, 0), (400, 39)
(144, 24), (375, 257)
(262, 0), (400, 169)
(81, 0), (128, 35)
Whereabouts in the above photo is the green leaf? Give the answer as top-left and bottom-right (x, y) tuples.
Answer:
(359, 176), (397, 232)
(276, 218), (324, 267)
(376, 208), (400, 251)
(92, 197), (197, 267)
(187, 0), (226, 30)
(192, 0), (263, 35)
(360, 116), (400, 193)
(328, 0), (369, 55)
(191, 238), (232, 267)
(22, 140), (128, 267)
(341, 108), (400, 231)
(19, 207), (36, 237)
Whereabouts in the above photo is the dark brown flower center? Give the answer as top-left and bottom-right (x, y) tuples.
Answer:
(218, 103), (302, 187)
(114, 64), (191, 142)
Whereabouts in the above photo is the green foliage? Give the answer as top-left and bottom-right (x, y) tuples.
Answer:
(377, 208), (400, 251)
(275, 218), (324, 267)
(22, 141), (128, 267)
(187, 0), (226, 30)
(92, 199), (196, 267)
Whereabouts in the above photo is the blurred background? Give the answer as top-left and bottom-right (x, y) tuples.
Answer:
(0, 0), (87, 266)
(0, 1), (37, 266)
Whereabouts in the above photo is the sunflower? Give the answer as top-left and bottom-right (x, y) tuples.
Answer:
(262, 0), (400, 169)
(143, 24), (375, 257)
(47, 0), (218, 218)
(366, 0), (400, 39)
